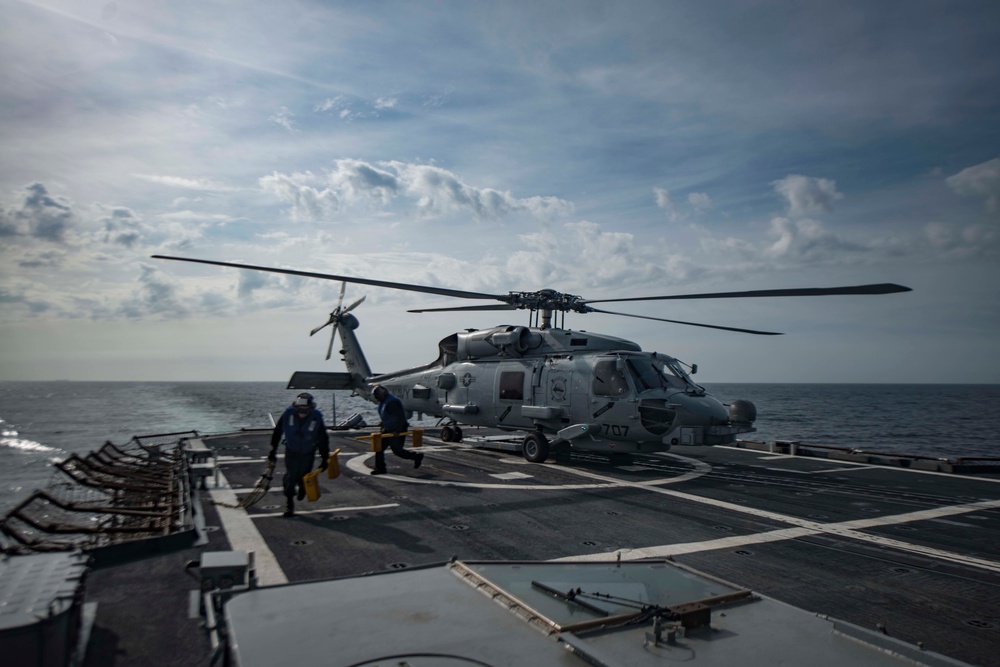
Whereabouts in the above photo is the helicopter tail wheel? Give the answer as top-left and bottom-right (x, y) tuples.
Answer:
(523, 431), (549, 463)
(441, 425), (455, 442)
(453, 426), (463, 442)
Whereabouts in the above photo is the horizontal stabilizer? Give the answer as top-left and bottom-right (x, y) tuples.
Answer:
(286, 371), (357, 391)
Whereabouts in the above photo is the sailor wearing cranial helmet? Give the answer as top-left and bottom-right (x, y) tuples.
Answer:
(268, 393), (330, 517)
(370, 385), (423, 475)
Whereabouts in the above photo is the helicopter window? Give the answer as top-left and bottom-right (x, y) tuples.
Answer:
(626, 359), (669, 391)
(592, 359), (630, 398)
(655, 358), (704, 393)
(499, 371), (525, 400)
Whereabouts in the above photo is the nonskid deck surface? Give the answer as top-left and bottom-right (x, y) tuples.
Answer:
(194, 428), (1000, 667)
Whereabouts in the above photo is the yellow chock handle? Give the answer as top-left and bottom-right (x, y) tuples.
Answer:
(302, 469), (321, 502)
(326, 448), (341, 479)
(357, 430), (423, 450)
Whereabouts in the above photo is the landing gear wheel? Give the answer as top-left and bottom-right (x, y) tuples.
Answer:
(522, 431), (550, 463)
(453, 426), (463, 442)
(441, 425), (455, 442)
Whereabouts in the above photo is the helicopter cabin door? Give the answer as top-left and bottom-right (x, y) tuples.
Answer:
(495, 363), (533, 430)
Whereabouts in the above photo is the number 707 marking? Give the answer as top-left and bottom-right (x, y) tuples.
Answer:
(601, 424), (629, 437)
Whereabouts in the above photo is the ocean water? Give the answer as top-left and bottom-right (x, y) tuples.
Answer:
(1, 381), (999, 513)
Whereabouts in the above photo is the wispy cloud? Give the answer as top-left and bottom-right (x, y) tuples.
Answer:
(946, 157), (1000, 212)
(134, 175), (244, 193)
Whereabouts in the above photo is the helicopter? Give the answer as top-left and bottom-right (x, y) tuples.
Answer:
(152, 254), (911, 463)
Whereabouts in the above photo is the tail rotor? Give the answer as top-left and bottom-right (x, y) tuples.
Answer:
(310, 282), (366, 360)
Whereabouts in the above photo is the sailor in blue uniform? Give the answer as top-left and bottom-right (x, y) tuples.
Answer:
(370, 385), (423, 475)
(268, 392), (330, 517)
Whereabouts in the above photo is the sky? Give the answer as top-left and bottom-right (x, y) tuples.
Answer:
(1, 0), (999, 384)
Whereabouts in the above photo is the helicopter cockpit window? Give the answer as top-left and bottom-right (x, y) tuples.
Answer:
(655, 358), (704, 394)
(626, 358), (670, 392)
(592, 359), (630, 398)
(499, 371), (525, 401)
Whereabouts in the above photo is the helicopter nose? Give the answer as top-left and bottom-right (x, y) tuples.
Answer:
(671, 393), (731, 425)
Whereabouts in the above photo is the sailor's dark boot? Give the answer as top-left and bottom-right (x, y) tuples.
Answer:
(283, 498), (294, 517)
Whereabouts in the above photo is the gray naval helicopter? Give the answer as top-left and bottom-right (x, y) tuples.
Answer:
(153, 255), (910, 463)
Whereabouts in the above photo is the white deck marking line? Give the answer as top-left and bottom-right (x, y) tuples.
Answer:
(715, 444), (1000, 483)
(209, 469), (288, 586)
(553, 464), (1000, 573)
(489, 472), (534, 481)
(228, 487), (286, 494)
(252, 503), (399, 519)
(757, 465), (882, 475)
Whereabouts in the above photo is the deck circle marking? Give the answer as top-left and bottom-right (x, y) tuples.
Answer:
(345, 451), (712, 490)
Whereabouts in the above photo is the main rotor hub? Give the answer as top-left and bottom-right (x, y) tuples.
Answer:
(506, 289), (585, 313)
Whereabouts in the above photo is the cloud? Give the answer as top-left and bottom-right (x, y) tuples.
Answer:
(0, 284), (52, 315)
(134, 174), (243, 192)
(946, 157), (1000, 212)
(13, 248), (68, 269)
(269, 106), (296, 131)
(1, 183), (77, 242)
(258, 171), (340, 221)
(237, 270), (273, 299)
(118, 264), (189, 318)
(510, 221), (695, 291)
(261, 160), (573, 222)
(654, 187), (678, 221)
(99, 206), (150, 249)
(688, 192), (712, 214)
(772, 175), (843, 218)
(329, 159), (400, 206)
(314, 96), (390, 122)
(764, 217), (864, 261)
(386, 161), (573, 221)
(925, 221), (999, 259)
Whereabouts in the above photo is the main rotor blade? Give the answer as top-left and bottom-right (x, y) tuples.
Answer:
(408, 304), (518, 313)
(152, 255), (504, 301)
(587, 307), (784, 335)
(584, 283), (911, 305)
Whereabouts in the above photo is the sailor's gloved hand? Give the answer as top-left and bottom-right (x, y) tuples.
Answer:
(267, 449), (277, 463)
(318, 459), (328, 472)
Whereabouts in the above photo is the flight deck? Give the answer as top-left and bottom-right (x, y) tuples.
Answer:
(4, 426), (998, 667)
(179, 426), (1000, 667)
